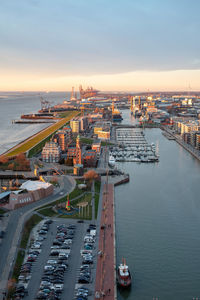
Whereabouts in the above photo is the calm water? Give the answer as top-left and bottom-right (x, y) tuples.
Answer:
(0, 92), (68, 155)
(115, 110), (200, 300)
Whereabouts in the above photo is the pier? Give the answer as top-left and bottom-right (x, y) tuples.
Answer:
(12, 120), (55, 124)
(95, 182), (116, 300)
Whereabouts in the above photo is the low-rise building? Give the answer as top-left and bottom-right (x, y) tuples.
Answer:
(92, 140), (101, 154)
(83, 150), (97, 167)
(97, 129), (110, 140)
(0, 180), (53, 210)
(67, 146), (76, 158)
(42, 141), (61, 163)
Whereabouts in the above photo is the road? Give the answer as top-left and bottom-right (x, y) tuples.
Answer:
(0, 175), (76, 299)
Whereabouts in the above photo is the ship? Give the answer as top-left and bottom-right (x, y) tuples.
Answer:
(79, 85), (99, 99)
(21, 113), (55, 119)
(108, 155), (115, 167)
(117, 258), (132, 288)
(111, 101), (123, 122)
(112, 110), (123, 122)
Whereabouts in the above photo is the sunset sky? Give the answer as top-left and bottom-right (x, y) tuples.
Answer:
(0, 0), (200, 91)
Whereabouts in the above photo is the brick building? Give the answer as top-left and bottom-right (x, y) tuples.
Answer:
(83, 150), (97, 167)
(42, 141), (61, 163)
(0, 181), (53, 210)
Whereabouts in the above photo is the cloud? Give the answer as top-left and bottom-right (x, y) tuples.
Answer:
(0, 0), (200, 80)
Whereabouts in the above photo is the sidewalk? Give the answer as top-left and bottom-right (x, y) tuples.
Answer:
(94, 183), (116, 300)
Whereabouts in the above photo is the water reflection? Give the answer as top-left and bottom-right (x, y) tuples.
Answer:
(116, 111), (200, 300)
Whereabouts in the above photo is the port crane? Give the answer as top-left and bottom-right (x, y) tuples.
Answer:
(40, 96), (54, 112)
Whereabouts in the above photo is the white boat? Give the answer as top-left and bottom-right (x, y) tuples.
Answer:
(109, 155), (116, 167)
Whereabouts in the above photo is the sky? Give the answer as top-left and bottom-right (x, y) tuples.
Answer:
(0, 0), (200, 92)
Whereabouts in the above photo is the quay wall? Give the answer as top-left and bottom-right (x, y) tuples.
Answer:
(94, 183), (116, 300)
(161, 126), (200, 162)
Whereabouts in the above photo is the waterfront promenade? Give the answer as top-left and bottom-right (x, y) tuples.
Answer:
(94, 183), (116, 300)
(162, 126), (200, 161)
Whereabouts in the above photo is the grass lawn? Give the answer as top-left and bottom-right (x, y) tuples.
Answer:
(101, 141), (114, 146)
(36, 184), (85, 213)
(38, 191), (92, 219)
(59, 193), (92, 220)
(20, 214), (43, 249)
(6, 111), (79, 157)
(94, 180), (101, 219)
(80, 137), (114, 147)
(0, 208), (7, 214)
(80, 137), (93, 145)
(37, 207), (58, 217)
(12, 249), (25, 281)
(95, 194), (99, 219)
(95, 180), (101, 193)
(58, 111), (79, 118)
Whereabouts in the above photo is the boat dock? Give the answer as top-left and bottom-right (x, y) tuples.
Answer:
(95, 183), (116, 299)
(111, 128), (159, 163)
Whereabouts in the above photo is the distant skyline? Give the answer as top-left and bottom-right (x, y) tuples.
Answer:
(0, 0), (200, 91)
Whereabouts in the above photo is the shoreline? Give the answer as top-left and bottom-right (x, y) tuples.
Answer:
(0, 123), (52, 158)
(161, 126), (200, 162)
(0, 111), (79, 158)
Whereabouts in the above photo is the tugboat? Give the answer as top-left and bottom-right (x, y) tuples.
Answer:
(117, 258), (132, 288)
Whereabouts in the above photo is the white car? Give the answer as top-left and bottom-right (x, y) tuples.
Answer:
(58, 253), (68, 259)
(51, 245), (60, 249)
(31, 244), (41, 249)
(80, 250), (93, 256)
(47, 260), (58, 265)
(44, 265), (55, 271)
(53, 284), (63, 291)
(64, 239), (72, 245)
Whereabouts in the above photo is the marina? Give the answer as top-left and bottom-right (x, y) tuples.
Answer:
(111, 128), (159, 163)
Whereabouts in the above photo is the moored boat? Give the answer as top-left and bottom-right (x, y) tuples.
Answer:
(108, 155), (115, 167)
(117, 258), (132, 288)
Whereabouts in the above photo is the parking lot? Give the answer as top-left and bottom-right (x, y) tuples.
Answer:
(14, 217), (99, 300)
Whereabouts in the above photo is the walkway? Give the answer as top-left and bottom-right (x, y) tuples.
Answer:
(162, 126), (200, 161)
(94, 183), (116, 300)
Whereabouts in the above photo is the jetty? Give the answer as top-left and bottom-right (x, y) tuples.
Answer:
(12, 120), (55, 124)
